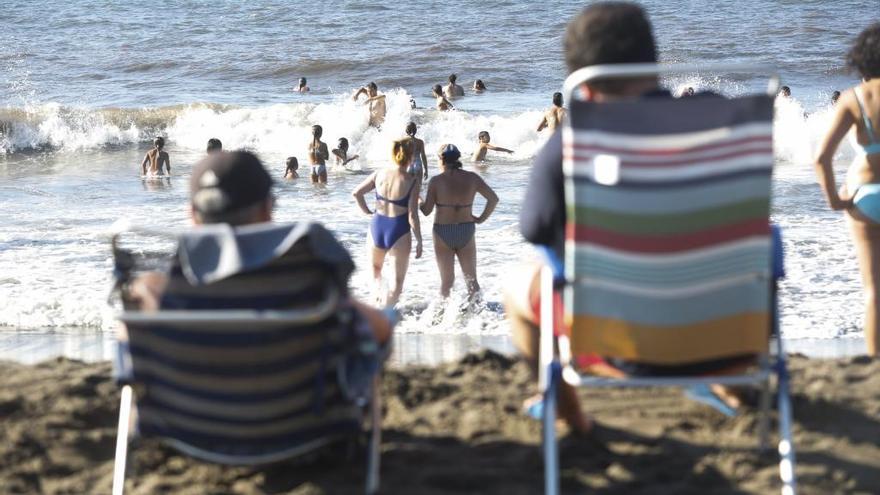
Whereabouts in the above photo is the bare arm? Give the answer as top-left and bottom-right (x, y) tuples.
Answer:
(344, 154), (359, 165)
(814, 93), (857, 210)
(164, 152), (171, 175)
(319, 143), (329, 161)
(408, 180), (423, 258)
(141, 153), (149, 175)
(473, 175), (499, 224)
(419, 144), (429, 179)
(351, 172), (377, 215)
(353, 87), (368, 101)
(350, 299), (392, 344)
(487, 144), (514, 154)
(537, 116), (548, 132)
(419, 177), (436, 216)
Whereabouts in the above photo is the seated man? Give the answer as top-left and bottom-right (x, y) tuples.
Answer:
(126, 150), (391, 344)
(504, 1), (665, 435)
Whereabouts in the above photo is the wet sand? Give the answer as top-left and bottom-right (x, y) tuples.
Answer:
(1, 351), (878, 494)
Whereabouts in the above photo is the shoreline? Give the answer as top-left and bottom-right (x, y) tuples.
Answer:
(1, 351), (877, 493)
(0, 327), (867, 366)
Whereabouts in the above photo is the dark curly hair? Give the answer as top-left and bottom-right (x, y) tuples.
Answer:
(847, 23), (880, 79)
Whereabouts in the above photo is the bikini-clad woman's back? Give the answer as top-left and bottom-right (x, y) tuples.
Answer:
(847, 81), (880, 189)
(431, 169), (480, 224)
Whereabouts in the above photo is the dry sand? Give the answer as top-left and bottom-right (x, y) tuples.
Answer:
(1, 351), (878, 494)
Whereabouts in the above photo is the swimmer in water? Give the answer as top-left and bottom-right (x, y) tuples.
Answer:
(472, 131), (513, 162)
(473, 79), (486, 93)
(332, 138), (360, 168)
(297, 77), (310, 92)
(832, 90), (841, 105)
(206, 138), (222, 154)
(779, 85), (791, 98)
(402, 122), (429, 182)
(433, 84), (454, 111)
(537, 92), (566, 132)
(682, 87), (695, 97)
(284, 156), (299, 179)
(444, 73), (465, 98)
(308, 125), (330, 184)
(353, 82), (387, 128)
(141, 137), (171, 176)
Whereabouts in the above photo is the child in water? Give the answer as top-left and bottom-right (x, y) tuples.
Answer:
(308, 125), (330, 184)
(432, 84), (454, 111)
(332, 138), (359, 168)
(472, 131), (513, 161)
(141, 136), (171, 176)
(284, 157), (299, 179)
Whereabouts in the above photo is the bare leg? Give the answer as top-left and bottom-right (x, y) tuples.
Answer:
(850, 216), (880, 356)
(386, 233), (412, 306)
(319, 170), (328, 184)
(369, 231), (388, 305)
(503, 267), (592, 434)
(433, 234), (456, 298)
(455, 237), (480, 299)
(311, 171), (318, 184)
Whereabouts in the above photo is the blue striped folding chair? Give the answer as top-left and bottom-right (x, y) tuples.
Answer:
(538, 64), (796, 495)
(109, 222), (386, 495)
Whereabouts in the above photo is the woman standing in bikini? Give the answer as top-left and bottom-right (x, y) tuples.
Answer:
(815, 23), (880, 355)
(420, 144), (498, 300)
(352, 140), (422, 306)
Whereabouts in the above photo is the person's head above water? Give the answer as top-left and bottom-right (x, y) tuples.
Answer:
(391, 139), (414, 167)
(683, 87), (695, 96)
(367, 81), (378, 95)
(286, 156), (298, 170)
(847, 23), (880, 79)
(552, 92), (563, 107)
(478, 131), (491, 143)
(474, 79), (486, 91)
(831, 90), (841, 104)
(154, 136), (165, 149)
(448, 74), (458, 84)
(779, 86), (791, 97)
(337, 137), (349, 151)
(311, 125), (322, 139)
(564, 1), (657, 97)
(405, 121), (418, 137)
(206, 138), (222, 154)
(432, 84), (443, 97)
(190, 151), (273, 226)
(438, 144), (463, 169)
(299, 77), (307, 88)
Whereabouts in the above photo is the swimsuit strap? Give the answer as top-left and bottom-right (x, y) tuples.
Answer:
(854, 87), (880, 144)
(375, 177), (416, 207)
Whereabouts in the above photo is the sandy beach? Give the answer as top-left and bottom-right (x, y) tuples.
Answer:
(1, 351), (877, 494)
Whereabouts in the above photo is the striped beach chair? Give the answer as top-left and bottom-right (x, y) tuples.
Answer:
(538, 64), (796, 495)
(110, 222), (385, 495)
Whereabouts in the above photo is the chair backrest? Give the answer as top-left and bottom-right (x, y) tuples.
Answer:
(562, 93), (774, 366)
(116, 222), (365, 464)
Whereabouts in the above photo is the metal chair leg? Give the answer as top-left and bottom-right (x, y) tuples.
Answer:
(543, 364), (560, 495)
(365, 375), (382, 495)
(112, 385), (133, 495)
(758, 377), (771, 452)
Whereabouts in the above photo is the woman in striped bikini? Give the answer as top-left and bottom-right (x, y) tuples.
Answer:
(420, 144), (498, 300)
(815, 23), (880, 356)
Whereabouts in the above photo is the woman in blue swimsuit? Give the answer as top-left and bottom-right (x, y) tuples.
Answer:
(352, 140), (422, 306)
(420, 144), (498, 300)
(815, 23), (880, 356)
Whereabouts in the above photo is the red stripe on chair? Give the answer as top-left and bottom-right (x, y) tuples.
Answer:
(569, 219), (770, 253)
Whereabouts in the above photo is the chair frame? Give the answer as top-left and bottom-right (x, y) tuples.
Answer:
(109, 229), (383, 495)
(539, 63), (796, 495)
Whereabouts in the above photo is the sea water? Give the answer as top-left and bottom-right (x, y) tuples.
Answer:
(0, 0), (875, 363)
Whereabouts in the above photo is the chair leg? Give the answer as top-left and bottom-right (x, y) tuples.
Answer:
(543, 364), (560, 495)
(112, 385), (133, 495)
(365, 375), (382, 495)
(776, 359), (797, 495)
(758, 377), (771, 452)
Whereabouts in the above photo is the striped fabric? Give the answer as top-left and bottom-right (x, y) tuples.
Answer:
(561, 95), (774, 365)
(119, 223), (365, 463)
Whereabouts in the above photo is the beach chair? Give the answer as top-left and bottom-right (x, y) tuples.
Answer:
(538, 64), (797, 495)
(109, 222), (386, 495)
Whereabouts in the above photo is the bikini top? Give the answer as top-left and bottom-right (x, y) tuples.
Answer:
(375, 178), (416, 208)
(854, 87), (880, 156)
